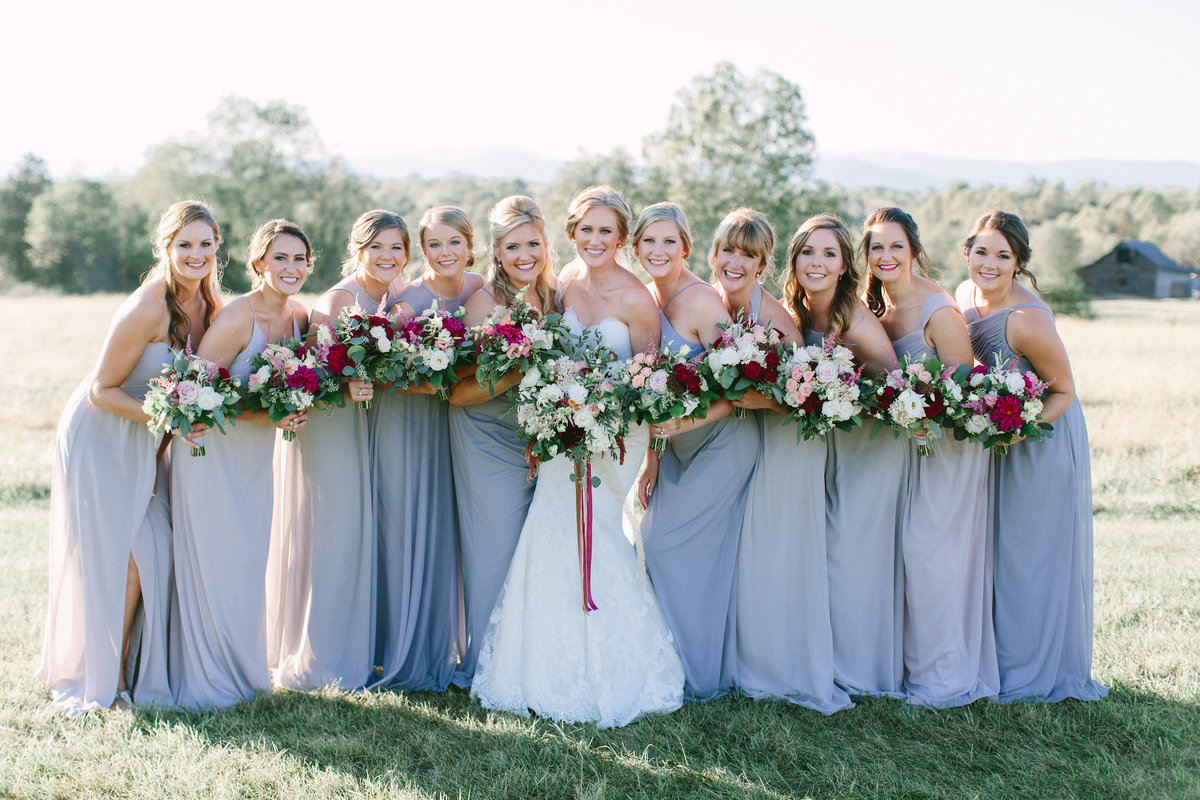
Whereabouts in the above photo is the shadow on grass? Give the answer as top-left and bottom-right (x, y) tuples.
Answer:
(140, 683), (1200, 800)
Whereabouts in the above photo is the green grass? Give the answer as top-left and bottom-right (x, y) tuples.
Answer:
(1, 297), (1198, 799)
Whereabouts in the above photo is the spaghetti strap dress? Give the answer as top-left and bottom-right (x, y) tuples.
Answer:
(891, 293), (998, 707)
(268, 275), (376, 691)
(964, 300), (1106, 703)
(170, 315), (275, 709)
(369, 280), (475, 691)
(814, 328), (907, 697)
(38, 343), (175, 715)
(641, 284), (761, 700)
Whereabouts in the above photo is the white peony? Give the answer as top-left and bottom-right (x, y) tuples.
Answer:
(537, 384), (563, 405)
(719, 347), (741, 367)
(567, 383), (588, 405)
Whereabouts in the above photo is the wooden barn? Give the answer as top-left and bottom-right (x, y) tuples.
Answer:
(1079, 240), (1198, 299)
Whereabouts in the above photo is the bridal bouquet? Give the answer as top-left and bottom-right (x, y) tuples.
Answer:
(243, 337), (344, 441)
(702, 319), (784, 418)
(776, 334), (865, 441)
(514, 332), (628, 613)
(619, 343), (718, 451)
(389, 301), (474, 398)
(862, 355), (969, 456)
(143, 343), (242, 456)
(958, 356), (1053, 454)
(472, 289), (568, 397)
(327, 301), (400, 409)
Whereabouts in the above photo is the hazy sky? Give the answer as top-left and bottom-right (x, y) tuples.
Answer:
(4, 0), (1198, 177)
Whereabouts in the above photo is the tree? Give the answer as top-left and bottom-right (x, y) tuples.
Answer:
(25, 180), (125, 293)
(0, 154), (51, 283)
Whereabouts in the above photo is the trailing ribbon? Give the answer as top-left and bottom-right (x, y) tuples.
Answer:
(574, 459), (598, 613)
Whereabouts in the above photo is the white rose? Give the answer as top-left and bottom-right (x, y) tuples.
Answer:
(945, 381), (964, 402)
(519, 364), (542, 389)
(719, 348), (741, 367)
(965, 415), (989, 435)
(195, 386), (222, 411)
(424, 349), (450, 371)
(815, 361), (839, 383)
(970, 372), (986, 388)
(175, 380), (201, 405)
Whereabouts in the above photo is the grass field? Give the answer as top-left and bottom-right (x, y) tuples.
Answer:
(1, 296), (1198, 799)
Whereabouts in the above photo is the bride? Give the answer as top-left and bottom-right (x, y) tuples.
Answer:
(471, 186), (685, 727)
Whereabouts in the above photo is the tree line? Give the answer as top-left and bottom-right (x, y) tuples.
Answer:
(3, 63), (1197, 315)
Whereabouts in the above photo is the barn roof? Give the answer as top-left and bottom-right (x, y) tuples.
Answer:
(1106, 240), (1194, 275)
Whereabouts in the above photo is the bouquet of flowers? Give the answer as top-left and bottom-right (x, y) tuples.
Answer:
(776, 334), (865, 441)
(619, 343), (718, 451)
(702, 319), (784, 418)
(513, 332), (628, 613)
(327, 301), (400, 409)
(862, 355), (969, 456)
(957, 355), (1053, 454)
(143, 343), (242, 456)
(472, 289), (568, 397)
(243, 337), (344, 441)
(388, 301), (474, 398)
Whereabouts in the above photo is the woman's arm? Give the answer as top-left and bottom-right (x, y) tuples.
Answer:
(1006, 306), (1076, 424)
(844, 304), (897, 377)
(448, 287), (521, 407)
(88, 289), (167, 424)
(924, 303), (975, 368)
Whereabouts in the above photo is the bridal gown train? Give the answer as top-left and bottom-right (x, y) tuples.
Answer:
(471, 309), (685, 728)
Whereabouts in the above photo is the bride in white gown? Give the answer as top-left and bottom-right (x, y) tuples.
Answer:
(471, 186), (684, 727)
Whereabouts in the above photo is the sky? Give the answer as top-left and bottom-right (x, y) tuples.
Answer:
(4, 0), (1199, 178)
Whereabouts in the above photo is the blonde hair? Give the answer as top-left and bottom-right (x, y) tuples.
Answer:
(709, 207), (776, 278)
(565, 185), (632, 244)
(487, 195), (556, 313)
(631, 201), (693, 260)
(147, 200), (223, 349)
(247, 219), (312, 287)
(784, 213), (861, 339)
(418, 205), (475, 268)
(341, 209), (410, 276)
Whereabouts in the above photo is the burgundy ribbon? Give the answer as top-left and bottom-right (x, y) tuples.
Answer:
(574, 460), (598, 613)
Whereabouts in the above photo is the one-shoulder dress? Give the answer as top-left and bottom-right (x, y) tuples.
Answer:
(471, 308), (684, 727)
(891, 293), (998, 707)
(170, 316), (277, 708)
(964, 300), (1106, 703)
(813, 328), (907, 698)
(38, 343), (175, 715)
(369, 280), (474, 691)
(268, 275), (376, 691)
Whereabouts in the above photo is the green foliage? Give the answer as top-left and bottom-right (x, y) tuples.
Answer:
(0, 153), (51, 282)
(25, 180), (129, 293)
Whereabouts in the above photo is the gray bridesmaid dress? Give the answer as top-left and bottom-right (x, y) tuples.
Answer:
(813, 329), (907, 698)
(641, 288), (760, 700)
(891, 293), (998, 707)
(965, 300), (1106, 703)
(38, 343), (174, 715)
(369, 281), (473, 691)
(449, 290), (536, 687)
(170, 317), (275, 709)
(269, 275), (375, 691)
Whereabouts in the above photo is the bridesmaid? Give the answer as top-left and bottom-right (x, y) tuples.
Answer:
(958, 210), (1107, 703)
(730, 214), (869, 712)
(370, 207), (482, 691)
(38, 200), (220, 714)
(640, 207), (771, 701)
(863, 207), (998, 707)
(791, 213), (903, 698)
(172, 219), (311, 708)
(448, 195), (556, 687)
(269, 210), (407, 691)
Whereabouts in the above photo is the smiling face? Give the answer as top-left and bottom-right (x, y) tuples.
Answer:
(357, 227), (409, 291)
(793, 227), (846, 295)
(966, 228), (1019, 291)
(495, 222), (546, 287)
(256, 233), (309, 297)
(713, 241), (765, 295)
(421, 222), (471, 279)
(168, 220), (219, 288)
(572, 206), (624, 269)
(635, 219), (688, 280)
(866, 220), (914, 285)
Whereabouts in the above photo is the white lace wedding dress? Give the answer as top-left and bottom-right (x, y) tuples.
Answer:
(470, 308), (685, 727)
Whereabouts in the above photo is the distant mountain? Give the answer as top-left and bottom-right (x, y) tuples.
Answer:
(344, 146), (563, 184)
(815, 152), (1200, 191)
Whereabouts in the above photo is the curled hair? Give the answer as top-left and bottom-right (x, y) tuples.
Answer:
(784, 213), (861, 339)
(963, 210), (1040, 291)
(709, 207), (776, 278)
(342, 209), (411, 276)
(247, 219), (312, 287)
(565, 185), (632, 244)
(487, 195), (557, 313)
(631, 201), (693, 260)
(861, 207), (932, 318)
(146, 200), (223, 349)
(418, 205), (475, 268)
